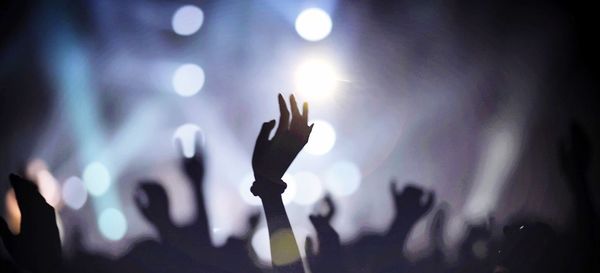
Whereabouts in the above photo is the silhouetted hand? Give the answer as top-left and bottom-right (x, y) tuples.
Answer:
(390, 181), (435, 223)
(178, 136), (205, 185)
(135, 181), (175, 235)
(252, 94), (313, 196)
(306, 196), (342, 273)
(0, 174), (62, 273)
(308, 195), (339, 250)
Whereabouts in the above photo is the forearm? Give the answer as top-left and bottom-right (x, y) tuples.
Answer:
(260, 194), (305, 273)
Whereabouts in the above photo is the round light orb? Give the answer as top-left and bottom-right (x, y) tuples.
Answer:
(251, 226), (271, 263)
(295, 8), (332, 41)
(324, 161), (361, 196)
(62, 176), (88, 210)
(98, 208), (127, 241)
(172, 5), (204, 36)
(304, 120), (336, 155)
(280, 173), (297, 205)
(294, 58), (338, 100)
(37, 170), (61, 207)
(172, 64), (205, 97)
(292, 172), (324, 205)
(173, 123), (203, 158)
(83, 162), (111, 196)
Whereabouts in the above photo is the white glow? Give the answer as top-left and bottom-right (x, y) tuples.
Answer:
(172, 5), (204, 36)
(464, 125), (520, 219)
(36, 170), (61, 207)
(172, 64), (205, 97)
(324, 161), (362, 197)
(173, 123), (203, 158)
(62, 176), (88, 210)
(294, 58), (338, 100)
(251, 226), (271, 262)
(292, 172), (324, 205)
(239, 173), (296, 206)
(98, 208), (127, 241)
(83, 162), (111, 196)
(305, 120), (336, 155)
(295, 8), (332, 41)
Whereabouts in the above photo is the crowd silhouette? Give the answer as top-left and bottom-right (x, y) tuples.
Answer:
(0, 95), (598, 273)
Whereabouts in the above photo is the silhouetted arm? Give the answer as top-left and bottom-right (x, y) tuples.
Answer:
(387, 181), (435, 248)
(305, 195), (342, 273)
(251, 94), (313, 273)
(179, 139), (211, 246)
(0, 174), (62, 273)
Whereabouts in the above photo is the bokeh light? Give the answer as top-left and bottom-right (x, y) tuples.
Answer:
(98, 208), (127, 241)
(173, 123), (203, 158)
(294, 58), (338, 101)
(172, 64), (205, 97)
(295, 8), (332, 41)
(324, 161), (362, 196)
(36, 170), (62, 208)
(172, 5), (204, 36)
(304, 120), (336, 155)
(62, 176), (88, 210)
(251, 226), (271, 263)
(4, 189), (21, 234)
(292, 172), (323, 205)
(83, 162), (111, 196)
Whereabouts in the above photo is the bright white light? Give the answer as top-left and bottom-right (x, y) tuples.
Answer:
(62, 176), (88, 210)
(98, 208), (127, 241)
(172, 64), (205, 97)
(251, 226), (271, 262)
(324, 161), (362, 196)
(295, 58), (338, 100)
(172, 5), (204, 36)
(36, 170), (61, 207)
(239, 173), (297, 206)
(173, 123), (203, 158)
(83, 162), (111, 196)
(292, 172), (323, 205)
(305, 120), (336, 155)
(295, 8), (332, 41)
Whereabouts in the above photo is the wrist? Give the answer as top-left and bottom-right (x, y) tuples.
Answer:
(250, 177), (287, 198)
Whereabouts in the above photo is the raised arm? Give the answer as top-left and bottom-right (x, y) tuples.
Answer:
(251, 94), (313, 273)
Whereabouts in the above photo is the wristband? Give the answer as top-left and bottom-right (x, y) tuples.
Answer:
(250, 178), (287, 197)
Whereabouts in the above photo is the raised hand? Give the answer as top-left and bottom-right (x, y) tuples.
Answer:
(177, 136), (205, 185)
(388, 181), (435, 244)
(306, 196), (342, 273)
(176, 137), (211, 245)
(250, 94), (311, 273)
(0, 174), (62, 273)
(308, 195), (339, 249)
(135, 181), (175, 236)
(252, 94), (313, 196)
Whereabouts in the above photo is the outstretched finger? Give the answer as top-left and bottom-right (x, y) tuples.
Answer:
(290, 94), (300, 119)
(276, 94), (290, 136)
